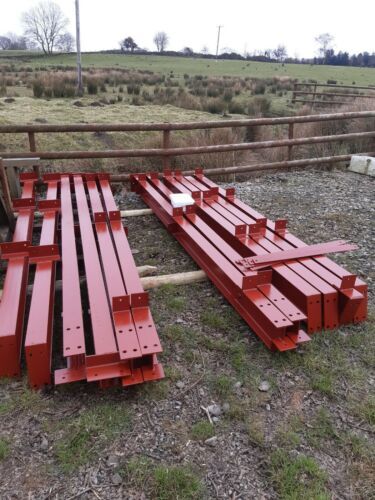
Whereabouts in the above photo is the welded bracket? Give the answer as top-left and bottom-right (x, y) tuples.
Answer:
(112, 295), (131, 312)
(340, 275), (357, 290)
(29, 244), (60, 263)
(38, 199), (61, 211)
(0, 240), (29, 258)
(12, 198), (35, 209)
(275, 219), (288, 233)
(242, 270), (272, 290)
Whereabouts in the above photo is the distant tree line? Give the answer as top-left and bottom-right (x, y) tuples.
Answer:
(1, 7), (375, 70)
(117, 31), (375, 68)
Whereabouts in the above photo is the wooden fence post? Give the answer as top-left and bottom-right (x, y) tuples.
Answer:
(311, 83), (318, 110)
(28, 131), (40, 178)
(287, 123), (294, 161)
(0, 158), (16, 231)
(162, 129), (171, 170)
(291, 83), (297, 104)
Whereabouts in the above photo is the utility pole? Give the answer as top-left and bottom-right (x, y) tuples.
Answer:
(215, 25), (223, 61)
(75, 0), (83, 95)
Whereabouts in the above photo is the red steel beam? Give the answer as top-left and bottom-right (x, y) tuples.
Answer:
(195, 170), (365, 328)
(166, 173), (323, 333)
(60, 175), (86, 358)
(240, 241), (358, 270)
(207, 192), (342, 329)
(70, 175), (133, 384)
(86, 178), (143, 362)
(73, 175), (117, 356)
(54, 175), (87, 385)
(133, 174), (306, 351)
(24, 180), (59, 388)
(143, 170), (366, 344)
(98, 176), (164, 383)
(0, 177), (35, 377)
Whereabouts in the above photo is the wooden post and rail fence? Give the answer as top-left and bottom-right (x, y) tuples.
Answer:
(0, 111), (375, 190)
(0, 109), (374, 227)
(291, 82), (375, 108)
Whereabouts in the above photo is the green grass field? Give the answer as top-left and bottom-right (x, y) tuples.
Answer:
(1, 51), (375, 86)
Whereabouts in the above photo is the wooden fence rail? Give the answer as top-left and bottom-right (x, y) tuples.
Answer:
(291, 83), (375, 108)
(0, 110), (375, 171)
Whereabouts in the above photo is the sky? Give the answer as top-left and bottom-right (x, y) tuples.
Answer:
(2, 0), (375, 58)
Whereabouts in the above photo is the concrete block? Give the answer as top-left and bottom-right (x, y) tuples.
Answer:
(348, 155), (375, 177)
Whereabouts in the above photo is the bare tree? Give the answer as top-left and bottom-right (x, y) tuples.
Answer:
(22, 1), (69, 55)
(315, 33), (334, 59)
(153, 32), (169, 52)
(56, 32), (75, 52)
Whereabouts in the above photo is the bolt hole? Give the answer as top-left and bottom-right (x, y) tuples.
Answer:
(143, 345), (148, 349)
(119, 330), (123, 333)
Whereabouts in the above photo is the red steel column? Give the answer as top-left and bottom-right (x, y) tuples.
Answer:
(25, 180), (59, 388)
(0, 176), (35, 377)
(98, 176), (164, 382)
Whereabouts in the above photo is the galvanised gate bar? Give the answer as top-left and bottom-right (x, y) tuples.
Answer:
(0, 172), (164, 389)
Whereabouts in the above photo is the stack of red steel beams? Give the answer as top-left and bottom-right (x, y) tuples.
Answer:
(0, 173), (164, 389)
(131, 169), (367, 352)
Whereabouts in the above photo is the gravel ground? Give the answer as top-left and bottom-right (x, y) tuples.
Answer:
(0, 168), (374, 500)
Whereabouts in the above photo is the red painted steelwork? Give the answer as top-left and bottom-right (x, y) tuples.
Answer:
(25, 180), (59, 388)
(54, 174), (164, 387)
(132, 174), (306, 351)
(1, 172), (163, 389)
(238, 241), (358, 270)
(0, 177), (35, 377)
(98, 177), (164, 382)
(195, 171), (366, 328)
(131, 170), (367, 351)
